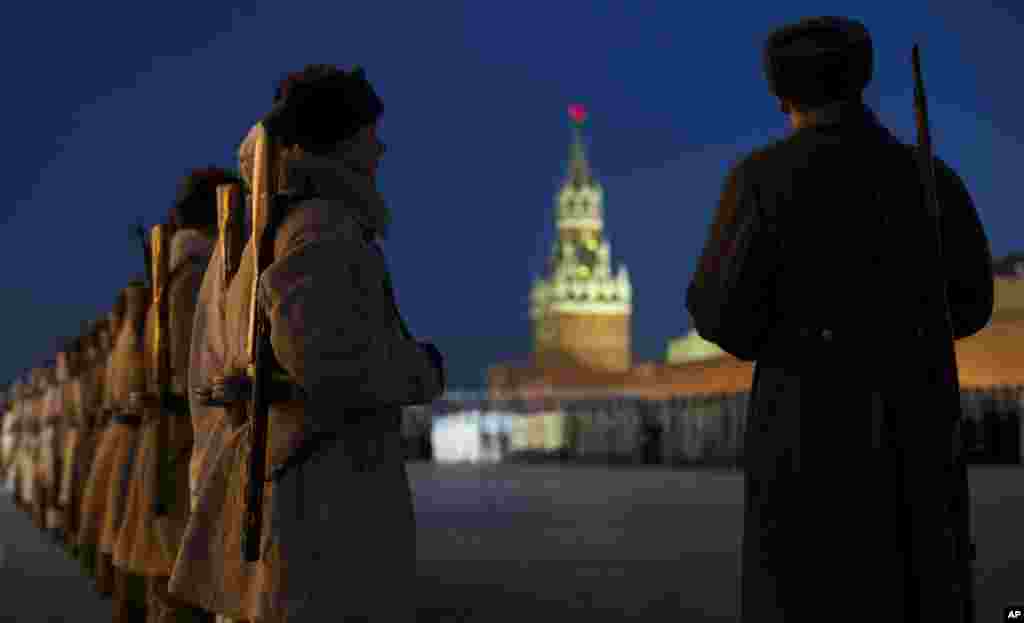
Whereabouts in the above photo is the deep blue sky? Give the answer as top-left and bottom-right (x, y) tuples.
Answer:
(2, 2), (1021, 389)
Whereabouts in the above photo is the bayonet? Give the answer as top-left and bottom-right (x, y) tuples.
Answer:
(912, 43), (975, 623)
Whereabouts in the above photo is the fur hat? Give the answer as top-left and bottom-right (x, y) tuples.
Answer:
(124, 279), (149, 296)
(764, 16), (873, 107)
(173, 167), (242, 229)
(262, 65), (383, 155)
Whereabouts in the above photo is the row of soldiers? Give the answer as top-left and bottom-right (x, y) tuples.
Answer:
(0, 14), (996, 622)
(1, 163), (232, 622)
(0, 63), (444, 622)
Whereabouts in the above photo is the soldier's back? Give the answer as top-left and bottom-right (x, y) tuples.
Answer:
(741, 104), (986, 356)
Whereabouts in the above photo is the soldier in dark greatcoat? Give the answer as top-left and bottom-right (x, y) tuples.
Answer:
(685, 16), (993, 622)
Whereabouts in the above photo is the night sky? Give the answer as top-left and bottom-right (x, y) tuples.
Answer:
(2, 2), (1021, 390)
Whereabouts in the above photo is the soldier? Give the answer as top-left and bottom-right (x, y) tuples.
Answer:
(17, 370), (37, 515)
(115, 171), (224, 623)
(98, 281), (152, 623)
(685, 16), (993, 622)
(75, 321), (111, 556)
(2, 378), (22, 495)
(53, 338), (79, 549)
(9, 373), (31, 512)
(60, 328), (100, 557)
(26, 368), (45, 519)
(0, 388), (6, 472)
(1, 383), (15, 495)
(40, 346), (61, 541)
(44, 338), (80, 544)
(0, 384), (8, 489)
(170, 65), (446, 622)
(24, 369), (39, 522)
(79, 295), (127, 597)
(31, 365), (56, 531)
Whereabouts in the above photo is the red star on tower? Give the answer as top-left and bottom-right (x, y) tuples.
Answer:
(568, 104), (587, 125)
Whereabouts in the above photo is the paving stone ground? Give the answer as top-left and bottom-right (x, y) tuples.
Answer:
(1, 464), (1020, 621)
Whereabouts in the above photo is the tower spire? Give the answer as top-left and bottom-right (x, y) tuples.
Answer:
(567, 104), (592, 187)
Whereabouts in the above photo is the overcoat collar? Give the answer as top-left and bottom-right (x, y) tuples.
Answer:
(285, 155), (391, 241)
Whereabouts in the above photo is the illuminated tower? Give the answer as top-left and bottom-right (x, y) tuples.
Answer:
(529, 105), (632, 372)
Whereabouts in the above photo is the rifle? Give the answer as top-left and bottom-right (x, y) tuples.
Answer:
(912, 43), (975, 623)
(135, 220), (152, 287)
(148, 223), (174, 516)
(242, 125), (274, 562)
(214, 182), (249, 415)
(218, 184), (246, 292)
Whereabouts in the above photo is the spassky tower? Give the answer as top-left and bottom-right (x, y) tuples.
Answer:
(529, 105), (632, 373)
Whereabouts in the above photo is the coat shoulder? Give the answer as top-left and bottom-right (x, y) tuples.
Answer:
(726, 137), (791, 186)
(281, 197), (365, 242)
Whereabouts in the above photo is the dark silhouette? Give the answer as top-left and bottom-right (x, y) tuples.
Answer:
(686, 16), (993, 622)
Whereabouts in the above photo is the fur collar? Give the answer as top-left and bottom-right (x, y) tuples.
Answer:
(170, 228), (215, 274)
(285, 155), (391, 240)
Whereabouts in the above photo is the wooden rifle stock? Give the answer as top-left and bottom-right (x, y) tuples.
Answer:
(243, 128), (273, 562)
(218, 184), (246, 293)
(912, 44), (975, 623)
(213, 184), (246, 432)
(149, 223), (174, 516)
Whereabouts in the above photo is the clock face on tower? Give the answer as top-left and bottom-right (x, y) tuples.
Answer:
(575, 242), (598, 271)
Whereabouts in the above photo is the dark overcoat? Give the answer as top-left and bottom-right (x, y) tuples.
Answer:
(686, 103), (993, 622)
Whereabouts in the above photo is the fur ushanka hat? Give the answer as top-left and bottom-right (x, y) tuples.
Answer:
(262, 65), (383, 155)
(764, 16), (873, 107)
(172, 167), (242, 229)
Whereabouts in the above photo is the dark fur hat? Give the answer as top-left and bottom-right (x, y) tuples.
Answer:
(262, 65), (383, 155)
(172, 167), (242, 229)
(764, 16), (873, 107)
(56, 335), (82, 355)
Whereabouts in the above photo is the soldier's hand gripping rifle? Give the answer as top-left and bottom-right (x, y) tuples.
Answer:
(148, 223), (174, 516)
(242, 125), (275, 562)
(912, 43), (976, 623)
